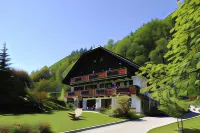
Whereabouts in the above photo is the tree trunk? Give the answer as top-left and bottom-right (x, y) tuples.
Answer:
(177, 118), (179, 129)
(181, 118), (184, 133)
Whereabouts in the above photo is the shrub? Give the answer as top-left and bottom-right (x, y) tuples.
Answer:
(0, 123), (52, 133)
(98, 108), (107, 113)
(50, 99), (66, 108)
(127, 110), (140, 119)
(104, 108), (116, 117)
(38, 123), (52, 133)
(115, 95), (130, 117)
(66, 103), (76, 111)
(0, 125), (11, 133)
(33, 92), (48, 102)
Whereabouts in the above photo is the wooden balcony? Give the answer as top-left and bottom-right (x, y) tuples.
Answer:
(70, 67), (127, 85)
(65, 86), (137, 98)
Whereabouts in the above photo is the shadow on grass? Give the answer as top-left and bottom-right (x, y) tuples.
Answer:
(0, 110), (54, 116)
(69, 116), (87, 121)
(183, 112), (200, 119)
(174, 128), (200, 133)
(184, 128), (200, 133)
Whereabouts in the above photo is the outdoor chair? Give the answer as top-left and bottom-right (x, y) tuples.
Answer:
(68, 108), (83, 120)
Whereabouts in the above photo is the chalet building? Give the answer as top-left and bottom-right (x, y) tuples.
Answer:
(62, 46), (154, 114)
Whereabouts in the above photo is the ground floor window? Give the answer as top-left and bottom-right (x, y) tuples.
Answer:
(129, 80), (133, 86)
(87, 99), (96, 110)
(101, 99), (111, 108)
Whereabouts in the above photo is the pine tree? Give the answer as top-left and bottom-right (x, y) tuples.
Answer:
(0, 43), (11, 71)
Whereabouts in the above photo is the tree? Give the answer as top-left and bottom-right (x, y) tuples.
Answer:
(11, 69), (34, 89)
(31, 66), (51, 82)
(0, 43), (11, 71)
(138, 1), (200, 132)
(149, 38), (168, 64)
(105, 39), (114, 51)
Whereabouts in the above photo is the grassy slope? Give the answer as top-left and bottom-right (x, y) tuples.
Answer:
(148, 116), (200, 133)
(0, 111), (124, 133)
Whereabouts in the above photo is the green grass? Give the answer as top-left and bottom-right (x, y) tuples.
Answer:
(0, 111), (125, 133)
(148, 116), (200, 133)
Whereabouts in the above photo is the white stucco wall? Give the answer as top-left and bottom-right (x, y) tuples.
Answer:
(95, 99), (101, 109)
(130, 95), (137, 109)
(131, 94), (141, 113)
(111, 97), (117, 108)
(82, 101), (87, 109)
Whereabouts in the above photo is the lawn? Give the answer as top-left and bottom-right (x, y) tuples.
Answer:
(148, 116), (200, 133)
(0, 111), (125, 133)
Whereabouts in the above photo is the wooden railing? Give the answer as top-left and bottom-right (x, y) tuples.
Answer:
(65, 86), (137, 98)
(70, 67), (127, 84)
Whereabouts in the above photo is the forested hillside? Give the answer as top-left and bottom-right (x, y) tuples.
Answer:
(30, 13), (174, 99)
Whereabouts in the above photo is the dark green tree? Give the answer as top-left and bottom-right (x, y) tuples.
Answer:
(0, 43), (11, 71)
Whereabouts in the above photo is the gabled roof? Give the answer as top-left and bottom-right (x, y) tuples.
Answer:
(62, 46), (141, 85)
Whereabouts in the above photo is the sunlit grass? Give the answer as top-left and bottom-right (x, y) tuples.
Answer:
(0, 111), (125, 132)
(148, 116), (200, 133)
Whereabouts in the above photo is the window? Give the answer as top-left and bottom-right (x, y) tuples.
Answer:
(74, 86), (84, 91)
(116, 82), (120, 88)
(105, 83), (112, 88)
(129, 80), (133, 85)
(100, 84), (105, 88)
(124, 81), (127, 86)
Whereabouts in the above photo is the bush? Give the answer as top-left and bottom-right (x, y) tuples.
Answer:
(98, 108), (107, 113)
(0, 123), (52, 133)
(66, 103), (76, 111)
(127, 110), (140, 119)
(50, 99), (66, 108)
(0, 125), (10, 133)
(115, 95), (130, 117)
(104, 108), (116, 117)
(38, 123), (52, 133)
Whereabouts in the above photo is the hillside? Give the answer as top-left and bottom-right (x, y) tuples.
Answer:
(30, 13), (174, 99)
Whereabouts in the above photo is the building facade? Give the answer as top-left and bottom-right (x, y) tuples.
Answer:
(62, 46), (151, 114)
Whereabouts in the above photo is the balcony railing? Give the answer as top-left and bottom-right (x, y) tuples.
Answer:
(70, 67), (127, 85)
(65, 86), (138, 98)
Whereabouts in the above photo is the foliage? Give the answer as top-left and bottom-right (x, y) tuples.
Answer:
(32, 92), (48, 102)
(99, 96), (139, 119)
(30, 66), (51, 82)
(0, 43), (11, 71)
(66, 103), (76, 111)
(0, 111), (123, 133)
(108, 18), (173, 65)
(115, 95), (130, 116)
(137, 0), (200, 131)
(0, 123), (52, 133)
(104, 39), (114, 51)
(11, 69), (34, 89)
(98, 108), (108, 114)
(127, 109), (141, 119)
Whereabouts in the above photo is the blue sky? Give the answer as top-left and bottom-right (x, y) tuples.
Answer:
(0, 0), (178, 74)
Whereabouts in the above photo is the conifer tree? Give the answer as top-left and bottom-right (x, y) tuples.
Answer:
(0, 43), (11, 71)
